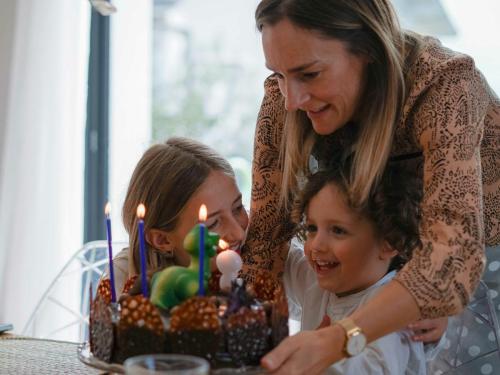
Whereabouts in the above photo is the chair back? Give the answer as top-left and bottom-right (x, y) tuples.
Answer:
(427, 281), (500, 374)
(22, 240), (127, 342)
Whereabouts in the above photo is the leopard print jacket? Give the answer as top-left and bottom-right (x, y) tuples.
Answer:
(242, 37), (499, 319)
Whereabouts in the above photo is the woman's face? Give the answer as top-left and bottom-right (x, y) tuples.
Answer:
(303, 183), (396, 295)
(166, 170), (249, 266)
(262, 19), (369, 135)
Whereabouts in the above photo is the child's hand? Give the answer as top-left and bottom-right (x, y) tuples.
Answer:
(408, 317), (448, 343)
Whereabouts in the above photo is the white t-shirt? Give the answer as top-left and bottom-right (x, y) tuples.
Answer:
(102, 247), (130, 294)
(284, 239), (426, 375)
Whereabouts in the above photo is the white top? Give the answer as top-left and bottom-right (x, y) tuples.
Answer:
(284, 239), (426, 375)
(102, 247), (130, 294)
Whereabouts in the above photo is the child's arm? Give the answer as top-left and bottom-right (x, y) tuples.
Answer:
(283, 239), (313, 320)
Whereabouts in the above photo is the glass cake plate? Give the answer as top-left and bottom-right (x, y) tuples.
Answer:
(77, 341), (125, 373)
(77, 342), (267, 374)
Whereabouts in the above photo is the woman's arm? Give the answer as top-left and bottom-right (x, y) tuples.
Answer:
(394, 55), (488, 319)
(262, 280), (420, 374)
(241, 76), (293, 282)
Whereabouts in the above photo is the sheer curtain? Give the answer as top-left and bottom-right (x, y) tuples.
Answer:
(0, 0), (89, 333)
(109, 0), (153, 241)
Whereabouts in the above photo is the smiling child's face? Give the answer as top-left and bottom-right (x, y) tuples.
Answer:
(166, 170), (249, 266)
(303, 183), (396, 295)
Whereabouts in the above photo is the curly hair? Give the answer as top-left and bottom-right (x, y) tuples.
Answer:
(293, 159), (422, 271)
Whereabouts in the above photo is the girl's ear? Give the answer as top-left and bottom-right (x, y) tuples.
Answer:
(378, 241), (398, 261)
(146, 229), (174, 253)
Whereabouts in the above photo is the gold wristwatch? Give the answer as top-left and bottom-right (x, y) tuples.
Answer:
(336, 317), (367, 357)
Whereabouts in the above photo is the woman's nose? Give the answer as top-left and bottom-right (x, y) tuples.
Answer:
(283, 81), (309, 111)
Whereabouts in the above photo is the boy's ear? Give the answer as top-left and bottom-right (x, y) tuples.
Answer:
(146, 229), (174, 253)
(379, 241), (398, 261)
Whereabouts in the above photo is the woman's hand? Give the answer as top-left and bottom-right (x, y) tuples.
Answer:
(408, 317), (448, 343)
(261, 324), (345, 375)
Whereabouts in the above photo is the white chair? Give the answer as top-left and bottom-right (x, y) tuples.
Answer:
(427, 281), (500, 374)
(22, 240), (127, 342)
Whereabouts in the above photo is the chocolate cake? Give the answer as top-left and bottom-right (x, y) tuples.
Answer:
(90, 274), (288, 368)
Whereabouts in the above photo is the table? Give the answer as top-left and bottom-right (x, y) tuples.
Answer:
(0, 334), (101, 374)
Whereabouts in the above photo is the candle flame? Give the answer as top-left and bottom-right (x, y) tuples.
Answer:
(218, 239), (229, 250)
(137, 204), (146, 219)
(199, 204), (207, 222)
(105, 202), (111, 216)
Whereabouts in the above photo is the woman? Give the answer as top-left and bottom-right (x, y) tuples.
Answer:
(241, 0), (499, 373)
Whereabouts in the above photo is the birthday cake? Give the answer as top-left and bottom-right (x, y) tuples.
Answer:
(89, 228), (289, 369)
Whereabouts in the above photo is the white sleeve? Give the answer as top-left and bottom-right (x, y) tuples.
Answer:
(101, 247), (130, 294)
(327, 332), (416, 375)
(283, 238), (311, 320)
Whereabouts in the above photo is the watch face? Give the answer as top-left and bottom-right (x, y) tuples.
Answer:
(346, 332), (367, 356)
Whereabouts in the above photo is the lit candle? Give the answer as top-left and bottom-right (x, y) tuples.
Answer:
(104, 203), (117, 303)
(137, 204), (148, 298)
(198, 204), (207, 296)
(216, 239), (242, 291)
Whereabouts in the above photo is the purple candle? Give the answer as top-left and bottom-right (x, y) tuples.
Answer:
(198, 204), (207, 296)
(104, 203), (117, 303)
(137, 204), (149, 298)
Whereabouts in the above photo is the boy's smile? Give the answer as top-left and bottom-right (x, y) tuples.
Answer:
(311, 259), (340, 275)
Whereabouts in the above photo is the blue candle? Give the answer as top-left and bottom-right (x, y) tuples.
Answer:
(198, 204), (207, 296)
(137, 204), (148, 298)
(104, 203), (117, 303)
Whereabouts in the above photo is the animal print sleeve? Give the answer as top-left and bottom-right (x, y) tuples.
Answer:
(394, 57), (489, 319)
(241, 76), (295, 282)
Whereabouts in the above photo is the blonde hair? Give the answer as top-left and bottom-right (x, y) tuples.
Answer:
(256, 0), (421, 207)
(122, 137), (235, 275)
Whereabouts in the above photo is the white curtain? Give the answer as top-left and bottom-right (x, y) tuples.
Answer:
(0, 0), (89, 333)
(109, 0), (153, 242)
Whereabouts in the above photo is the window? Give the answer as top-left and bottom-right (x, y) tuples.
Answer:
(393, 0), (500, 92)
(107, 0), (500, 241)
(152, 0), (266, 202)
(108, 0), (266, 241)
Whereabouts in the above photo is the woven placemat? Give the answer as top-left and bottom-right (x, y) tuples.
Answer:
(0, 336), (101, 374)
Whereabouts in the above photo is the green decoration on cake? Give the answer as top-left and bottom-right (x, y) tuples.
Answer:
(150, 225), (219, 309)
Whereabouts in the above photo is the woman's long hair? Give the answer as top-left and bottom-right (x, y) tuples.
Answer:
(256, 0), (421, 207)
(122, 137), (235, 275)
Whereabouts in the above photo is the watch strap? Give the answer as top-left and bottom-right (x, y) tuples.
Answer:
(337, 317), (361, 336)
(336, 317), (365, 357)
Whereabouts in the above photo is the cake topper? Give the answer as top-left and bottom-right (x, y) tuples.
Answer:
(150, 225), (219, 309)
(216, 239), (243, 292)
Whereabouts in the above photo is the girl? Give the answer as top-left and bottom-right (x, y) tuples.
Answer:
(107, 137), (248, 293)
(282, 160), (427, 374)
